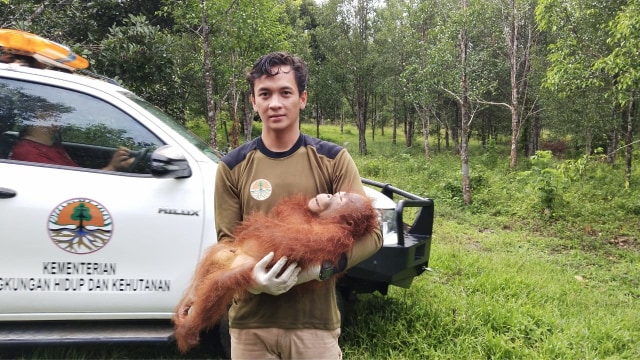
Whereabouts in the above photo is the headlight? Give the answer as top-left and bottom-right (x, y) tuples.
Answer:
(377, 208), (399, 245)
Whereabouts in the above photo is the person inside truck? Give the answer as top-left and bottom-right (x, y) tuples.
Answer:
(214, 51), (382, 359)
(3, 54), (135, 171)
(9, 110), (134, 171)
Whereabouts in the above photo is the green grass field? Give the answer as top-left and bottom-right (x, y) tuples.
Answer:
(5, 122), (639, 359)
(331, 123), (640, 359)
(342, 219), (639, 359)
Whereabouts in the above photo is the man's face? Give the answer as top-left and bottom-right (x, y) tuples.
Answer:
(251, 65), (307, 133)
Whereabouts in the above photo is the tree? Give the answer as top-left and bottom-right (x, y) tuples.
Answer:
(307, 1), (348, 131)
(537, 0), (637, 186)
(166, 0), (293, 149)
(503, 0), (539, 169)
(3, 1), (187, 121)
(398, 0), (457, 160)
(594, 0), (640, 187)
(459, 0), (472, 204)
(93, 15), (183, 120)
(314, 0), (378, 155)
(199, 0), (217, 148)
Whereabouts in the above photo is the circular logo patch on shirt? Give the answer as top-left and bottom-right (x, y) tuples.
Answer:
(249, 179), (272, 201)
(48, 198), (113, 254)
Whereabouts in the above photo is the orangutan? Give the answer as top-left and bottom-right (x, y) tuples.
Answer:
(173, 192), (379, 353)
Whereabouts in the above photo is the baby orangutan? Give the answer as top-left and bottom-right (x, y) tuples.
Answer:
(173, 192), (379, 353)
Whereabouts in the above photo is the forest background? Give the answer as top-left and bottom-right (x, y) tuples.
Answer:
(3, 0), (640, 203)
(1, 1), (640, 358)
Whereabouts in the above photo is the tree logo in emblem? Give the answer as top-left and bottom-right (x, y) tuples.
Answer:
(249, 179), (272, 201)
(48, 198), (113, 254)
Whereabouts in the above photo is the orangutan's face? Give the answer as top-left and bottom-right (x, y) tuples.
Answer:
(308, 192), (367, 217)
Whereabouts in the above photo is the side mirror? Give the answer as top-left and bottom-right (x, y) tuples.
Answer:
(150, 145), (192, 179)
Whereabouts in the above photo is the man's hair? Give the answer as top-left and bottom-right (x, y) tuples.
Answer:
(246, 51), (308, 96)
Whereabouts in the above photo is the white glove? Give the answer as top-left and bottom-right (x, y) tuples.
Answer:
(295, 264), (321, 285)
(248, 252), (300, 295)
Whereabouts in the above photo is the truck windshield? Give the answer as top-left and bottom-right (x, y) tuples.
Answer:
(121, 92), (222, 162)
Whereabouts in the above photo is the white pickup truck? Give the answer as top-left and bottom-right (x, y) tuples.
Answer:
(0, 31), (433, 352)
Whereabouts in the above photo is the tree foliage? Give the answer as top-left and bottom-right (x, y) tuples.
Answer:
(93, 15), (184, 120)
(2, 0), (640, 188)
(594, 0), (640, 106)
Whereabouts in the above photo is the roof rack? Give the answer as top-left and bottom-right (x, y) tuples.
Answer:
(76, 68), (121, 86)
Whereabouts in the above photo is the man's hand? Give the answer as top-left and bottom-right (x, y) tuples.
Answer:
(248, 252), (300, 295)
(105, 146), (135, 171)
(297, 255), (347, 284)
(295, 264), (321, 285)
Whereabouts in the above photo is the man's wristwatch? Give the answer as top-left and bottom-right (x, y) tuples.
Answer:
(319, 261), (334, 281)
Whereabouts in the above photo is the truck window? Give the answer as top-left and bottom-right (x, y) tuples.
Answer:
(0, 78), (164, 174)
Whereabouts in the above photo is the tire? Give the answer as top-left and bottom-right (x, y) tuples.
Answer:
(195, 321), (230, 359)
(218, 319), (231, 359)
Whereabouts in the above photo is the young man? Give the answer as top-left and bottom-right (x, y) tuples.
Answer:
(214, 51), (382, 359)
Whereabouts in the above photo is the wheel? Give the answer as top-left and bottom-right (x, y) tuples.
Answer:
(218, 318), (231, 359)
(195, 321), (230, 359)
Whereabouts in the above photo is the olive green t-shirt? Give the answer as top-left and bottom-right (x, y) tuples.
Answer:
(214, 133), (382, 330)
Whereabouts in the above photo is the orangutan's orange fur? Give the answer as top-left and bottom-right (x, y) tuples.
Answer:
(172, 193), (378, 353)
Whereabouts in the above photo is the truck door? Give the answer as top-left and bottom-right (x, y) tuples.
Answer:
(0, 78), (207, 318)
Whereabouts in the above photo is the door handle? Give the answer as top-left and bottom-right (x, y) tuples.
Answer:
(0, 187), (17, 199)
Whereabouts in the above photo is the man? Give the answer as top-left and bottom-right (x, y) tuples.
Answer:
(11, 123), (134, 171)
(4, 55), (134, 171)
(214, 51), (382, 359)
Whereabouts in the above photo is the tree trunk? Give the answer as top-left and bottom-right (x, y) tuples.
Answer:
(445, 123), (449, 150)
(584, 127), (592, 156)
(356, 85), (368, 154)
(452, 107), (460, 155)
(380, 100), (385, 136)
(423, 108), (430, 160)
(460, 0), (472, 205)
(392, 97), (397, 145)
(508, 0), (519, 170)
(201, 0), (217, 149)
(607, 124), (617, 164)
(405, 112), (413, 147)
(371, 93), (376, 142)
(404, 103), (414, 147)
(315, 103), (321, 138)
(243, 91), (253, 142)
(507, 0), (536, 167)
(481, 115), (488, 150)
(624, 96), (634, 188)
(228, 52), (240, 148)
(527, 112), (540, 156)
(436, 121), (441, 152)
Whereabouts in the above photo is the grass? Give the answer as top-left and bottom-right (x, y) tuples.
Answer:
(5, 122), (640, 359)
(342, 219), (640, 359)
(314, 123), (640, 359)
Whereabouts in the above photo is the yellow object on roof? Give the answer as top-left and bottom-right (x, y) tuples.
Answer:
(0, 29), (89, 70)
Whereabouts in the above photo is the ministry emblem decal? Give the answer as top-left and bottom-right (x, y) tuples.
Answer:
(249, 179), (273, 201)
(48, 198), (113, 254)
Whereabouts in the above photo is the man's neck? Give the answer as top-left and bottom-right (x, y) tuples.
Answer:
(261, 129), (300, 152)
(23, 127), (55, 146)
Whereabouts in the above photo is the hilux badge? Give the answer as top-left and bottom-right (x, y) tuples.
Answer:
(48, 198), (113, 254)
